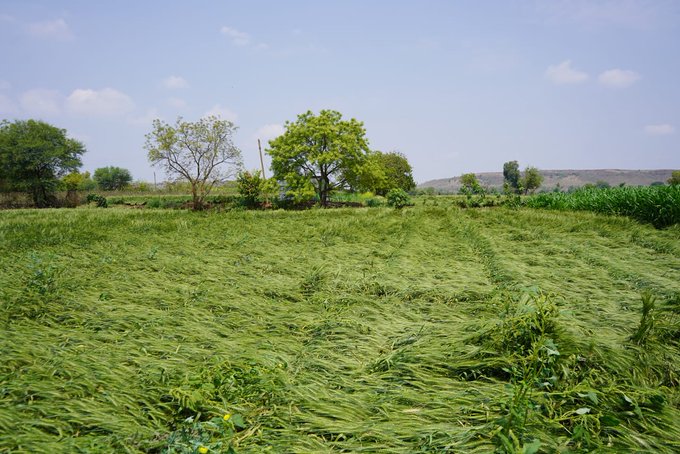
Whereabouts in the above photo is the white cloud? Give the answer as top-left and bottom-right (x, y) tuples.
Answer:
(254, 124), (285, 143)
(166, 97), (187, 108)
(26, 18), (74, 40)
(0, 93), (17, 114)
(20, 89), (63, 115)
(545, 60), (589, 84)
(220, 26), (250, 46)
(203, 104), (238, 122)
(129, 108), (162, 127)
(644, 124), (675, 136)
(66, 88), (134, 116)
(162, 75), (188, 89)
(598, 69), (640, 88)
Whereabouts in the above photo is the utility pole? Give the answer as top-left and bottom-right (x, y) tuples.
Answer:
(257, 139), (266, 179)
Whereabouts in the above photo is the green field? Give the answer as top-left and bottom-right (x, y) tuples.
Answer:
(1, 203), (679, 452)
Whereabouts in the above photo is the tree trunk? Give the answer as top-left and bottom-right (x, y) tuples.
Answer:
(191, 184), (202, 211)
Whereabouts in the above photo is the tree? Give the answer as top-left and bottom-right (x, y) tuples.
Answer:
(668, 170), (680, 186)
(459, 173), (482, 195)
(346, 151), (415, 196)
(503, 160), (520, 194)
(236, 170), (277, 208)
(94, 166), (133, 191)
(522, 166), (544, 194)
(145, 116), (242, 210)
(0, 119), (85, 207)
(267, 110), (370, 206)
(376, 151), (415, 194)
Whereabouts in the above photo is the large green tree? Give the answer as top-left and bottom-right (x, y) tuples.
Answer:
(267, 110), (370, 206)
(346, 151), (415, 195)
(0, 119), (85, 207)
(522, 166), (544, 194)
(503, 160), (520, 194)
(145, 116), (242, 210)
(94, 166), (133, 191)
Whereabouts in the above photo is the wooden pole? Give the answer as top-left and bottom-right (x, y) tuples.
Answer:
(258, 139), (266, 179)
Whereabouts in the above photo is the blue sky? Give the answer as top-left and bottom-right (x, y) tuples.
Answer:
(1, 0), (678, 183)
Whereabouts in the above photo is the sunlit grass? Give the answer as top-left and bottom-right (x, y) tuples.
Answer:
(0, 204), (678, 452)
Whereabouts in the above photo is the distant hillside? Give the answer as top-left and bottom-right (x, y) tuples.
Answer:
(419, 169), (674, 193)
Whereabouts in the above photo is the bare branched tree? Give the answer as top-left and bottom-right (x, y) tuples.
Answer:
(145, 116), (243, 210)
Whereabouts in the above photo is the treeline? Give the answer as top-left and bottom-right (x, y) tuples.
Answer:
(0, 119), (138, 207)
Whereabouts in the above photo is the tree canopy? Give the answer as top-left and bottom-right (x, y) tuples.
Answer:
(94, 166), (133, 191)
(267, 110), (370, 206)
(459, 173), (482, 195)
(669, 170), (680, 186)
(0, 119), (85, 207)
(503, 160), (520, 194)
(346, 151), (415, 196)
(145, 116), (242, 210)
(522, 166), (544, 194)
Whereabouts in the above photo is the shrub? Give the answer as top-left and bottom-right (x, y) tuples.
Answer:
(386, 188), (412, 208)
(86, 193), (108, 208)
(237, 171), (265, 208)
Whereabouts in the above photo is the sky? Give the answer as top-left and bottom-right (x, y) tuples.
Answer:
(1, 0), (679, 184)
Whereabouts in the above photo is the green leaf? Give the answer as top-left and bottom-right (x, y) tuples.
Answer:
(522, 439), (542, 454)
(230, 413), (246, 429)
(575, 407), (591, 415)
(599, 414), (621, 426)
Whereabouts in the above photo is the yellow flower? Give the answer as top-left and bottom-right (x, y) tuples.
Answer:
(198, 447), (208, 454)
(223, 413), (232, 421)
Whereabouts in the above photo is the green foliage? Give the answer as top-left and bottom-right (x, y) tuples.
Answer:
(164, 414), (242, 454)
(86, 193), (108, 208)
(267, 110), (370, 206)
(525, 185), (680, 228)
(503, 161), (521, 193)
(386, 188), (412, 208)
(236, 170), (264, 208)
(0, 119), (85, 207)
(62, 171), (85, 191)
(522, 167), (543, 194)
(236, 170), (277, 208)
(668, 170), (680, 186)
(459, 173), (483, 195)
(145, 116), (243, 210)
(346, 151), (415, 196)
(93, 166), (133, 191)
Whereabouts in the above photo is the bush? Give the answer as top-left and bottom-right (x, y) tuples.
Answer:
(93, 166), (133, 191)
(386, 188), (412, 208)
(85, 193), (108, 208)
(237, 171), (265, 208)
(236, 171), (277, 208)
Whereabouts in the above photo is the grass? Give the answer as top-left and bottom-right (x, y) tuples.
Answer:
(0, 203), (679, 452)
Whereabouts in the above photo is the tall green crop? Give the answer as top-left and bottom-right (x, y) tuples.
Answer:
(526, 185), (680, 228)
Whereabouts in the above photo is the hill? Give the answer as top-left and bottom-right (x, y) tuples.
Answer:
(419, 169), (674, 192)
